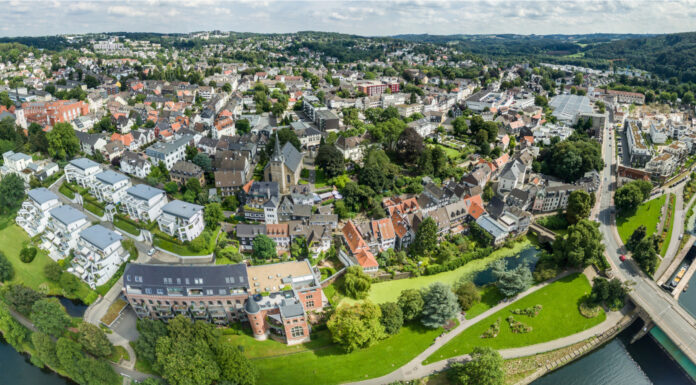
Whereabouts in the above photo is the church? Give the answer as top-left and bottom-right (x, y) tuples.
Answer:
(264, 133), (303, 194)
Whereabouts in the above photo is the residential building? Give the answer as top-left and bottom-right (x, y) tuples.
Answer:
(645, 153), (677, 181)
(170, 161), (205, 186)
(241, 181), (280, 222)
(120, 151), (152, 179)
(338, 220), (379, 273)
(1, 151), (33, 182)
(65, 157), (101, 188)
(145, 136), (190, 170)
(42, 205), (90, 261)
(157, 200), (205, 242)
(22, 99), (89, 126)
(236, 224), (266, 251)
(16, 188), (61, 237)
(335, 136), (364, 163)
(71, 225), (129, 288)
(123, 184), (168, 222)
(91, 170), (131, 204)
(475, 214), (510, 245)
(626, 120), (652, 167)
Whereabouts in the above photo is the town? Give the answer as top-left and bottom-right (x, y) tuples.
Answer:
(0, 25), (696, 385)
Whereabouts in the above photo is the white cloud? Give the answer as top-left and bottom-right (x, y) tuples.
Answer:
(107, 5), (145, 17)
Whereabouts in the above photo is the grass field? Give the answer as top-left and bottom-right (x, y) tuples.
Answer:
(617, 195), (665, 244)
(251, 323), (443, 385)
(114, 217), (140, 236)
(423, 273), (604, 364)
(433, 144), (462, 160)
(466, 285), (504, 319)
(83, 200), (105, 217)
(344, 239), (532, 305)
(58, 183), (75, 199)
(661, 194), (677, 256)
(226, 329), (333, 359)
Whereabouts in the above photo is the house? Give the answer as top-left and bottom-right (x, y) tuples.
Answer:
(120, 151), (152, 179)
(264, 135), (303, 194)
(1, 151), (34, 183)
(462, 163), (493, 189)
(266, 223), (290, 251)
(371, 218), (396, 251)
(475, 214), (510, 245)
(170, 161), (205, 186)
(157, 200), (205, 242)
(236, 223), (266, 251)
(123, 184), (168, 222)
(214, 170), (246, 197)
(497, 160), (526, 193)
(91, 170), (132, 204)
(42, 205), (90, 261)
(338, 220), (379, 273)
(71, 225), (129, 288)
(16, 188), (61, 237)
(335, 136), (364, 163)
(241, 181), (279, 223)
(145, 136), (191, 170)
(65, 158), (101, 188)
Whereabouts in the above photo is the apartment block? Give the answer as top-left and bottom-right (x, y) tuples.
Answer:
(16, 188), (61, 237)
(71, 225), (129, 288)
(91, 170), (132, 204)
(123, 184), (168, 223)
(157, 200), (205, 242)
(65, 157), (101, 188)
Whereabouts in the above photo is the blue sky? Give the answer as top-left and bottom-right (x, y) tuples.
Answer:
(1, 0), (695, 37)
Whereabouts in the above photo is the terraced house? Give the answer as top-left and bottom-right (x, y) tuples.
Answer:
(41, 205), (90, 261)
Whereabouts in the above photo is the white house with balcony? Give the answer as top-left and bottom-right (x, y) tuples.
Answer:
(123, 184), (168, 222)
(42, 205), (90, 261)
(65, 158), (101, 188)
(71, 224), (129, 288)
(157, 200), (205, 242)
(91, 170), (131, 204)
(1, 151), (34, 184)
(16, 188), (61, 236)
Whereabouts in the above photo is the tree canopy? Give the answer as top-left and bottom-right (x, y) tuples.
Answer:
(420, 282), (460, 329)
(46, 122), (80, 160)
(327, 302), (385, 352)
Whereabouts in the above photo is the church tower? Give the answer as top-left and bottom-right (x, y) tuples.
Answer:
(264, 131), (288, 192)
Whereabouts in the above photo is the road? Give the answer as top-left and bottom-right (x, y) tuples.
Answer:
(597, 125), (696, 363)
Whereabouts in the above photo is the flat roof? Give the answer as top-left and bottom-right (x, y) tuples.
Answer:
(246, 260), (315, 294)
(79, 224), (122, 250)
(127, 184), (165, 201)
(96, 170), (128, 185)
(50, 205), (87, 226)
(27, 188), (58, 205)
(69, 157), (100, 171)
(161, 200), (203, 219)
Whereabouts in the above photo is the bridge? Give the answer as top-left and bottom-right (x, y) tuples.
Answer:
(529, 222), (557, 244)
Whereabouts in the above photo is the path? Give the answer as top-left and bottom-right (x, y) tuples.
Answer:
(348, 270), (624, 385)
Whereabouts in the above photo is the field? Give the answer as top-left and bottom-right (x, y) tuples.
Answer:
(617, 195), (665, 243)
(465, 285), (504, 319)
(424, 273), (604, 364)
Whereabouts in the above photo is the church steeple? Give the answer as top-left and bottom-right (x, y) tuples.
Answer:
(271, 131), (284, 163)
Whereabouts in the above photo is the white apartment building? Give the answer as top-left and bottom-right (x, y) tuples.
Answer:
(144, 137), (190, 170)
(123, 184), (168, 222)
(65, 158), (102, 188)
(120, 151), (152, 179)
(157, 200), (205, 242)
(42, 205), (90, 261)
(91, 170), (131, 204)
(16, 188), (61, 237)
(1, 150), (33, 177)
(646, 153), (677, 180)
(71, 224), (129, 288)
(649, 122), (669, 144)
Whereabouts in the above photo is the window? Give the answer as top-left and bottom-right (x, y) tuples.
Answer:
(306, 300), (315, 308)
(290, 326), (304, 338)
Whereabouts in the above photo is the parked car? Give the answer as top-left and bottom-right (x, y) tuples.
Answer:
(620, 255), (627, 262)
(148, 248), (155, 256)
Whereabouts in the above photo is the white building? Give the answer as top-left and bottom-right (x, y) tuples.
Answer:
(120, 151), (152, 179)
(498, 160), (527, 194)
(71, 225), (129, 288)
(157, 200), (205, 242)
(144, 137), (190, 170)
(649, 122), (669, 145)
(91, 170), (131, 204)
(16, 188), (61, 237)
(123, 184), (168, 222)
(42, 205), (90, 261)
(1, 151), (33, 183)
(65, 158), (101, 188)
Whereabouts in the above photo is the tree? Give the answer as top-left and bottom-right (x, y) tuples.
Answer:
(633, 236), (659, 275)
(566, 190), (593, 224)
(316, 144), (345, 178)
(452, 116), (468, 137)
(589, 277), (630, 309)
(538, 139), (603, 182)
(552, 219), (606, 268)
(0, 304), (28, 350)
(204, 202), (224, 228)
(379, 302), (404, 335)
(31, 298), (70, 337)
(614, 183), (644, 213)
(133, 319), (168, 367)
(420, 283), (460, 329)
(626, 225), (647, 252)
(164, 181), (179, 194)
(77, 322), (114, 358)
(59, 272), (81, 296)
(454, 281), (481, 311)
(252, 234), (276, 260)
(56, 337), (120, 385)
(491, 260), (533, 297)
(327, 302), (385, 352)
(28, 122), (49, 154)
(44, 262), (63, 282)
(396, 126), (424, 164)
(398, 289), (424, 322)
(84, 75), (99, 89)
(343, 265), (372, 299)
(265, 127), (301, 155)
(456, 347), (504, 385)
(19, 246), (37, 263)
(483, 182), (495, 202)
(469, 222), (493, 245)
(192, 153), (212, 173)
(215, 343), (258, 385)
(410, 217), (438, 257)
(46, 122), (80, 160)
(0, 173), (25, 213)
(236, 119), (250, 135)
(3, 283), (43, 314)
(32, 332), (60, 368)
(0, 252), (15, 282)
(186, 177), (202, 195)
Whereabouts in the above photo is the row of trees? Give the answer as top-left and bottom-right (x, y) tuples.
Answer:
(614, 180), (653, 214)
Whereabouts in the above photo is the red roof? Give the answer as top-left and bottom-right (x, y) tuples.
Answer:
(110, 133), (133, 146)
(355, 250), (378, 268)
(342, 220), (368, 254)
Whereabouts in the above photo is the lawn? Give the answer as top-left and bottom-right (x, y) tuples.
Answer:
(0, 222), (95, 303)
(58, 183), (75, 199)
(433, 144), (462, 160)
(100, 298), (127, 325)
(466, 285), (504, 319)
(153, 227), (219, 256)
(227, 329), (333, 359)
(661, 194), (677, 256)
(83, 200), (105, 217)
(114, 217), (140, 236)
(617, 194), (666, 244)
(314, 169), (328, 189)
(423, 273), (604, 364)
(109, 345), (130, 363)
(344, 239), (532, 305)
(251, 323), (443, 385)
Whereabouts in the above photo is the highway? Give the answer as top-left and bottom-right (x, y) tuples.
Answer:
(597, 125), (696, 363)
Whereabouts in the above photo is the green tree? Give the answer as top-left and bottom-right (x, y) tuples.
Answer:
(633, 236), (659, 275)
(0, 305), (28, 350)
(0, 252), (15, 282)
(31, 298), (71, 337)
(186, 177), (202, 195)
(204, 202), (224, 228)
(452, 116), (468, 137)
(0, 173), (25, 213)
(491, 260), (533, 297)
(265, 127), (301, 154)
(552, 219), (606, 268)
(236, 119), (250, 135)
(456, 346), (504, 385)
(343, 265), (372, 299)
(215, 343), (258, 385)
(397, 288), (424, 322)
(316, 144), (345, 178)
(327, 302), (386, 352)
(379, 302), (404, 335)
(19, 246), (37, 263)
(192, 153), (212, 172)
(410, 217), (438, 257)
(78, 322), (114, 358)
(3, 283), (43, 314)
(28, 122), (49, 154)
(44, 262), (63, 282)
(46, 122), (80, 160)
(626, 225), (647, 252)
(164, 181), (179, 194)
(454, 281), (481, 311)
(396, 126), (424, 164)
(421, 283), (460, 329)
(483, 182), (495, 202)
(252, 234), (276, 260)
(566, 190), (593, 224)
(614, 183), (644, 213)
(539, 139), (603, 182)
(32, 332), (59, 368)
(133, 318), (168, 368)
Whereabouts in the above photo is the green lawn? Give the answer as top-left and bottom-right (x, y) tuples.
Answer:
(433, 144), (462, 160)
(466, 285), (504, 319)
(344, 239), (532, 305)
(58, 183), (75, 199)
(423, 273), (604, 364)
(153, 227), (219, 256)
(83, 200), (105, 217)
(661, 194), (677, 256)
(314, 169), (328, 189)
(617, 195), (666, 243)
(114, 217), (140, 236)
(227, 329), (333, 359)
(251, 323), (443, 385)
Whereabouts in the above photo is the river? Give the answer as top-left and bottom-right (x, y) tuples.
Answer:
(0, 335), (75, 385)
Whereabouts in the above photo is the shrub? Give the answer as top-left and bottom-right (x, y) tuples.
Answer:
(0, 252), (14, 282)
(44, 262), (64, 282)
(506, 316), (533, 333)
(481, 318), (501, 339)
(19, 246), (38, 263)
(579, 301), (601, 318)
(510, 304), (542, 318)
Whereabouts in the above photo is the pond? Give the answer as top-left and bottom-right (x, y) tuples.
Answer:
(0, 335), (75, 385)
(53, 296), (88, 318)
(472, 246), (540, 286)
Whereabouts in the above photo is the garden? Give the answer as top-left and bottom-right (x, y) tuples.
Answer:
(423, 273), (605, 364)
(153, 226), (220, 256)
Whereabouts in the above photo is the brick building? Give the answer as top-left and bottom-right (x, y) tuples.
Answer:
(22, 100), (89, 126)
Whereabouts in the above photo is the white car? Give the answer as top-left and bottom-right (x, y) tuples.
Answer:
(147, 248), (155, 256)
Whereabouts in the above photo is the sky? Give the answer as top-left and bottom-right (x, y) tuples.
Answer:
(2, 0), (696, 37)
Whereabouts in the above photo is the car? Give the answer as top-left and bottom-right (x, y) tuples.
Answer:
(620, 255), (627, 262)
(147, 248), (155, 256)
